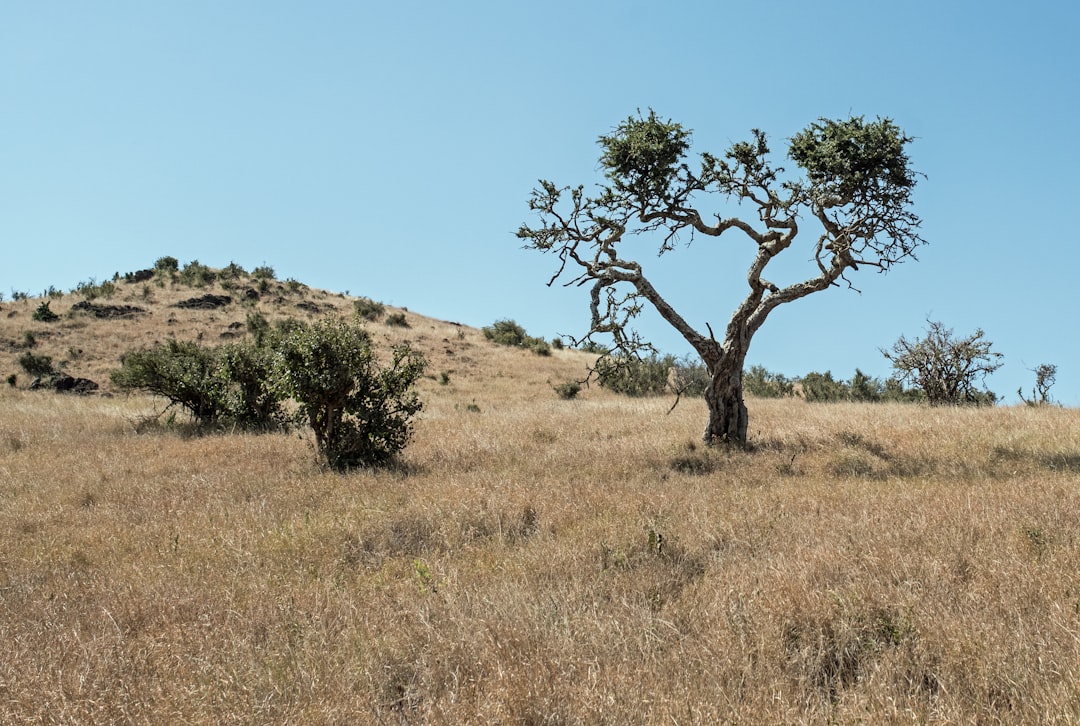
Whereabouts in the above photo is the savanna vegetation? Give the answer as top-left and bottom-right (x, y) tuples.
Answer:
(0, 262), (1078, 723)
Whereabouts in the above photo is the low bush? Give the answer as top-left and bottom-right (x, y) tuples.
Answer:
(18, 351), (54, 376)
(179, 260), (216, 288)
(32, 301), (60, 322)
(385, 312), (409, 328)
(111, 340), (285, 431)
(553, 381), (581, 399)
(595, 353), (673, 397)
(354, 298), (386, 322)
(483, 319), (550, 355)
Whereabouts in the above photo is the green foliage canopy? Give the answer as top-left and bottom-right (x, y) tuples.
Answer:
(274, 317), (425, 470)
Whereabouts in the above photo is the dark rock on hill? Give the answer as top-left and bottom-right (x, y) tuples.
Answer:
(174, 294), (232, 310)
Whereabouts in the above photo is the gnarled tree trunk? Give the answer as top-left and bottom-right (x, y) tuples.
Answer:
(702, 344), (749, 446)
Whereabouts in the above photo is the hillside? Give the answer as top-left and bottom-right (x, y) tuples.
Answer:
(0, 261), (595, 403)
(1, 262), (1079, 722)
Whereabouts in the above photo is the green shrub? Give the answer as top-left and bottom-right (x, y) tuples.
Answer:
(385, 312), (409, 328)
(354, 297), (386, 321)
(219, 261), (247, 280)
(18, 351), (54, 376)
(110, 340), (285, 430)
(74, 278), (116, 300)
(274, 317), (425, 470)
(483, 319), (527, 347)
(799, 371), (849, 402)
(154, 256), (180, 273)
(214, 344), (285, 430)
(553, 380), (581, 399)
(483, 319), (550, 355)
(744, 365), (795, 398)
(179, 260), (216, 287)
(22, 331), (36, 348)
(595, 353), (673, 397)
(246, 312), (272, 347)
(252, 265), (276, 281)
(526, 337), (551, 356)
(671, 357), (710, 397)
(6, 373), (17, 387)
(32, 301), (60, 322)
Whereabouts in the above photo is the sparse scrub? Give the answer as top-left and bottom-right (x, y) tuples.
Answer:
(594, 352), (673, 396)
(553, 380), (581, 399)
(384, 311), (409, 328)
(252, 264), (276, 281)
(154, 255), (180, 273)
(744, 365), (795, 398)
(17, 350), (53, 376)
(482, 318), (550, 355)
(32, 301), (60, 322)
(353, 297), (385, 321)
(179, 260), (216, 287)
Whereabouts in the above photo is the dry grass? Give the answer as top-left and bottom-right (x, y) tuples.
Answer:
(2, 274), (1079, 723)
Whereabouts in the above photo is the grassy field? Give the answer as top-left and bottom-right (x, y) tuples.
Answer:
(1, 272), (1079, 723)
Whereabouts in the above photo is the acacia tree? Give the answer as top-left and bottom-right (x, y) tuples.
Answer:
(518, 111), (924, 445)
(881, 320), (1003, 405)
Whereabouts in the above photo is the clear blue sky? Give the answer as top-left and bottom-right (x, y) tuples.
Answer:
(4, 1), (1078, 405)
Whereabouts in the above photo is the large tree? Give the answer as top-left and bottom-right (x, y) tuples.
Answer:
(518, 111), (925, 445)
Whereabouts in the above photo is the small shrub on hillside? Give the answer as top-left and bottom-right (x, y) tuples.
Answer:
(154, 256), (180, 273)
(483, 319), (527, 347)
(246, 311), (272, 347)
(595, 353), (673, 397)
(252, 265), (276, 281)
(553, 380), (581, 399)
(483, 319), (550, 355)
(32, 301), (60, 322)
(10, 290), (28, 302)
(354, 297), (386, 321)
(180, 260), (216, 288)
(18, 351), (54, 376)
(385, 312), (409, 328)
(285, 278), (306, 294)
(527, 337), (551, 356)
(6, 373), (17, 387)
(74, 278), (116, 300)
(22, 331), (37, 348)
(219, 261), (247, 280)
(274, 317), (426, 470)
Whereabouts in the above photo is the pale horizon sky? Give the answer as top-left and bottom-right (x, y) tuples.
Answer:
(4, 1), (1079, 404)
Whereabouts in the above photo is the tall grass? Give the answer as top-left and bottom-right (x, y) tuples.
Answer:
(1, 384), (1078, 723)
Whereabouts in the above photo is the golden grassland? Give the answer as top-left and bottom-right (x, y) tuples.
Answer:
(1, 275), (1079, 723)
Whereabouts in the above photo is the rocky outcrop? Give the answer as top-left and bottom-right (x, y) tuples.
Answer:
(174, 294), (232, 310)
(70, 301), (148, 319)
